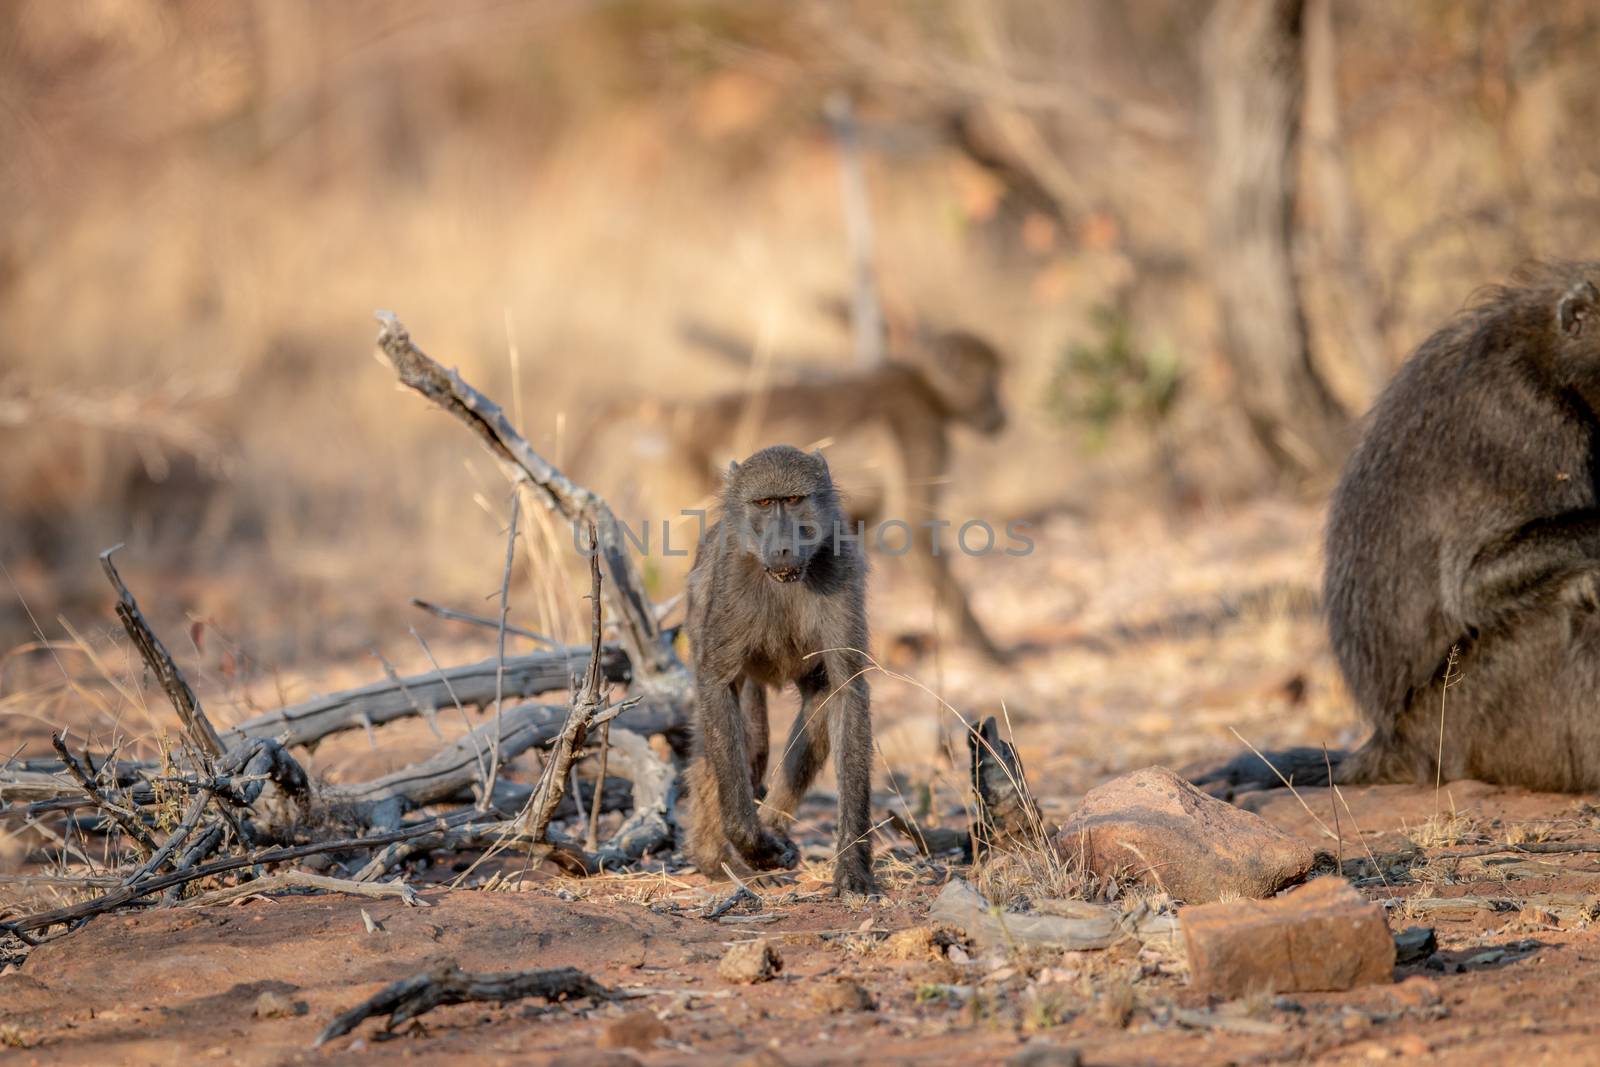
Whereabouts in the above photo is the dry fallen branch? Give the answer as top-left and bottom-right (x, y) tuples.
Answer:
(225, 644), (632, 749)
(373, 311), (690, 708)
(314, 962), (616, 1048)
(50, 733), (159, 858)
(101, 545), (224, 758)
(324, 701), (566, 822)
(2, 812), (482, 938)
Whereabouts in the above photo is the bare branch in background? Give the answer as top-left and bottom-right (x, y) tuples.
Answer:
(100, 545), (225, 759)
(825, 91), (885, 369)
(373, 311), (687, 701)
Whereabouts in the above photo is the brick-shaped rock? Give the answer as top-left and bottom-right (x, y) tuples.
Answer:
(1056, 766), (1314, 903)
(1182, 877), (1395, 998)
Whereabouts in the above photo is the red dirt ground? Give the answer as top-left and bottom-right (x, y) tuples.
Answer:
(7, 780), (1600, 1066)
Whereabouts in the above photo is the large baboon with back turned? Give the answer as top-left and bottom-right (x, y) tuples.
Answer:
(1201, 262), (1600, 793)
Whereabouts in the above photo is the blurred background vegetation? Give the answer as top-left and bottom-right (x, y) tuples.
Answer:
(4, 0), (1599, 665)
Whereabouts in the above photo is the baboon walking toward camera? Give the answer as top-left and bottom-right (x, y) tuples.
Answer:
(1201, 262), (1600, 794)
(683, 445), (875, 894)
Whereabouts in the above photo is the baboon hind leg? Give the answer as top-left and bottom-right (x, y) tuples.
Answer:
(762, 663), (833, 836)
(916, 541), (1008, 664)
(683, 757), (732, 879)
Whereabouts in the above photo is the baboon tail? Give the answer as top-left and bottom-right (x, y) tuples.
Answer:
(1330, 733), (1413, 785)
(1189, 745), (1344, 800)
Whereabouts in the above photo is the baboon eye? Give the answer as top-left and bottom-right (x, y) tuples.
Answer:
(784, 496), (803, 506)
(752, 498), (774, 509)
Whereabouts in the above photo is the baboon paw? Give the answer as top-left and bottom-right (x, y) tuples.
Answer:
(832, 861), (877, 897)
(741, 830), (799, 871)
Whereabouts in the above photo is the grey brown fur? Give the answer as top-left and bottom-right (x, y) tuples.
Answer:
(1205, 263), (1600, 793)
(683, 445), (875, 894)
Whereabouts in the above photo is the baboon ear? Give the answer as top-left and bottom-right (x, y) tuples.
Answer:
(811, 450), (831, 475)
(1558, 280), (1600, 337)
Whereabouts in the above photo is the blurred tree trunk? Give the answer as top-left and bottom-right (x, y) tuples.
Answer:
(1303, 0), (1391, 409)
(1202, 0), (1352, 478)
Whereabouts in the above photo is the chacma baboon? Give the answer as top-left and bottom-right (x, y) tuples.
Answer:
(683, 445), (875, 894)
(1201, 262), (1600, 793)
(584, 327), (1009, 662)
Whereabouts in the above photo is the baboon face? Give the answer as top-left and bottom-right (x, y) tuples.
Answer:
(726, 446), (836, 583)
(929, 331), (1007, 435)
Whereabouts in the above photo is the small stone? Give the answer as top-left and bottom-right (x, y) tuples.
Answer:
(1182, 877), (1395, 998)
(251, 990), (306, 1019)
(810, 979), (874, 1013)
(1389, 975), (1441, 1009)
(1004, 1044), (1083, 1067)
(1057, 766), (1315, 903)
(1393, 926), (1437, 965)
(598, 1010), (670, 1051)
(719, 939), (782, 984)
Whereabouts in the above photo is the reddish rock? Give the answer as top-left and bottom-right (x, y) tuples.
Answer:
(1182, 877), (1396, 998)
(1056, 766), (1314, 903)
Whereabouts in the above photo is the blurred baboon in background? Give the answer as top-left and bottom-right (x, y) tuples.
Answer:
(578, 325), (1010, 662)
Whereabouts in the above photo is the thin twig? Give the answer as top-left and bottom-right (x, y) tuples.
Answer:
(586, 719), (611, 853)
(50, 733), (158, 858)
(121, 789), (211, 886)
(410, 627), (488, 794)
(100, 545), (224, 758)
(1323, 743), (1342, 874)
(1436, 644), (1460, 819)
(485, 490), (522, 806)
(4, 813), (482, 937)
(410, 598), (554, 647)
(1433, 840), (1600, 860)
(1227, 727), (1336, 840)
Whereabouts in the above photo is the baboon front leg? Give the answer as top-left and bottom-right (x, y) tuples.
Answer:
(741, 677), (769, 796)
(826, 650), (876, 895)
(1457, 511), (1600, 627)
(692, 676), (797, 875)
